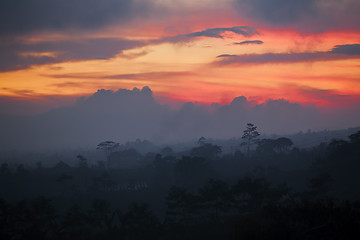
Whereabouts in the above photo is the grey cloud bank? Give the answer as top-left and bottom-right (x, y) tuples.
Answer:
(0, 87), (359, 151)
(234, 0), (360, 32)
(0, 0), (140, 36)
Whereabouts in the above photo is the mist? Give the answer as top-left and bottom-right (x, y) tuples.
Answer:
(0, 86), (359, 151)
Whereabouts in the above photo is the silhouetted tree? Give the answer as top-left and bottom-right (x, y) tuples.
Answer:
(198, 179), (231, 219)
(61, 204), (88, 239)
(77, 155), (88, 169)
(9, 197), (59, 239)
(175, 156), (212, 188)
(16, 164), (26, 173)
(92, 172), (116, 191)
(160, 146), (175, 157)
(198, 136), (207, 146)
(274, 137), (293, 153)
(120, 203), (159, 237)
(231, 177), (270, 210)
(56, 174), (73, 195)
(96, 160), (106, 169)
(97, 141), (120, 168)
(190, 143), (222, 160)
(109, 148), (142, 168)
(87, 199), (115, 232)
(349, 131), (360, 143)
(242, 123), (260, 157)
(256, 139), (276, 155)
(256, 137), (293, 156)
(36, 161), (43, 170)
(0, 163), (9, 174)
(307, 173), (332, 199)
(166, 186), (199, 223)
(153, 154), (174, 181)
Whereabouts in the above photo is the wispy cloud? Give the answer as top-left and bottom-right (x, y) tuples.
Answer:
(45, 71), (196, 81)
(0, 26), (258, 72)
(292, 85), (360, 108)
(215, 43), (360, 65)
(234, 40), (263, 45)
(0, 37), (145, 72)
(151, 26), (258, 44)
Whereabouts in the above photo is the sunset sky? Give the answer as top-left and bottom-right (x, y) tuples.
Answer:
(1, 0), (360, 115)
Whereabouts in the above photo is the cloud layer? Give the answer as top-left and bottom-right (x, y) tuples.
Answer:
(0, 0), (143, 36)
(233, 0), (360, 32)
(0, 25), (257, 72)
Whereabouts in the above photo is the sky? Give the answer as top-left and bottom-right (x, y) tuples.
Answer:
(0, 0), (359, 145)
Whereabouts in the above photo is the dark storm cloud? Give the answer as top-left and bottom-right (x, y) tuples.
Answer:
(0, 0), (143, 36)
(235, 40), (263, 45)
(0, 38), (145, 72)
(234, 0), (360, 32)
(215, 43), (360, 65)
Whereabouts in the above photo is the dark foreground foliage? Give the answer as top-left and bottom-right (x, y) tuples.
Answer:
(1, 131), (360, 239)
(1, 190), (360, 240)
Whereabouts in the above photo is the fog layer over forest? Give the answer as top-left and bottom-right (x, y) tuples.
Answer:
(0, 87), (359, 151)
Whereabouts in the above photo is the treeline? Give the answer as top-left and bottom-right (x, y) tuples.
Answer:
(1, 131), (360, 239)
(1, 177), (360, 240)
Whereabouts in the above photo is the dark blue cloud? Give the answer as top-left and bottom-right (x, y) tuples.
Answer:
(328, 44), (360, 55)
(0, 0), (144, 37)
(46, 71), (195, 81)
(0, 37), (145, 72)
(186, 26), (257, 38)
(217, 54), (238, 58)
(235, 40), (263, 45)
(0, 26), (258, 72)
(234, 0), (360, 32)
(216, 43), (360, 65)
(152, 26), (258, 44)
(236, 0), (316, 23)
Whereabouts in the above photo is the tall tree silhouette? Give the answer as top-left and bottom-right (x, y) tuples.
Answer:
(77, 155), (88, 169)
(274, 137), (293, 153)
(242, 123), (260, 157)
(96, 141), (119, 168)
(198, 179), (231, 220)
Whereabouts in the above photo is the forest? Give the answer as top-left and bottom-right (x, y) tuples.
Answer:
(1, 126), (360, 239)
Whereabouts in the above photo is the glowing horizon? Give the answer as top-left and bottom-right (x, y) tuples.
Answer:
(1, 0), (360, 114)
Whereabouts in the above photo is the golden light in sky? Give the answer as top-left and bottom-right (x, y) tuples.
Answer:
(0, 0), (359, 112)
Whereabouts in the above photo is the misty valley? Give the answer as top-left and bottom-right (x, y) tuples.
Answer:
(1, 126), (360, 239)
